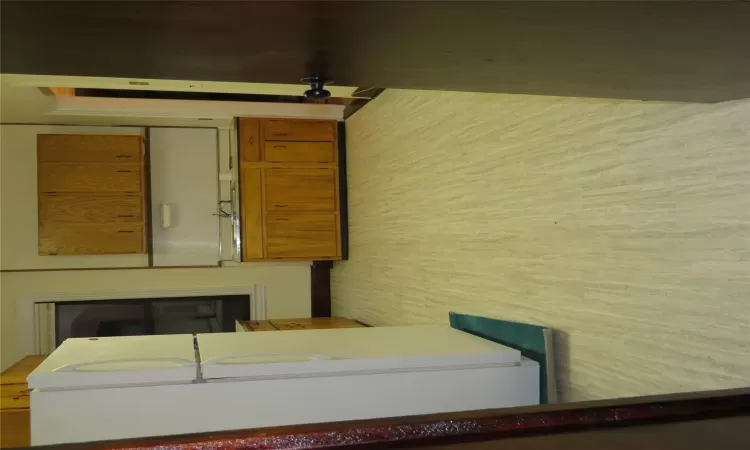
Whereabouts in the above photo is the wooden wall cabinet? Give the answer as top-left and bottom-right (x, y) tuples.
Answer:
(37, 135), (147, 256)
(238, 118), (343, 261)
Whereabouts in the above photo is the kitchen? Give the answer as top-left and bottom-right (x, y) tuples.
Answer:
(1, 1), (750, 448)
(0, 76), (549, 446)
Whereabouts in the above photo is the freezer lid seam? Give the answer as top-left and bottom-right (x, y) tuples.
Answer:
(193, 334), (206, 383)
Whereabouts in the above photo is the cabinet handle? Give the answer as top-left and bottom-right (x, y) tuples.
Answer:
(116, 170), (132, 173)
(274, 204), (288, 208)
(273, 133), (288, 137)
(115, 155), (132, 158)
(248, 136), (254, 145)
(117, 215), (134, 218)
(275, 218), (289, 221)
(117, 230), (134, 233)
(273, 145), (287, 148)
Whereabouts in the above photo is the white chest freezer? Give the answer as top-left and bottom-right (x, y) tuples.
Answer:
(29, 326), (539, 445)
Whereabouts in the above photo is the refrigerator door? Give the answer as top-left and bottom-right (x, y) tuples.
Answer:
(150, 127), (220, 267)
(198, 325), (522, 380)
(28, 334), (197, 389)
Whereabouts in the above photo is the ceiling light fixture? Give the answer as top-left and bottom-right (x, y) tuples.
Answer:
(302, 76), (332, 100)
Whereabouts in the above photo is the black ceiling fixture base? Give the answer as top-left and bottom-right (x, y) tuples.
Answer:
(302, 76), (332, 100)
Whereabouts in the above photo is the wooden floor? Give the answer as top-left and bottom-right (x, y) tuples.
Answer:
(0, 356), (46, 448)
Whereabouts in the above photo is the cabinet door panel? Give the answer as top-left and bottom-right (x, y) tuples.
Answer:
(264, 169), (336, 212)
(38, 135), (142, 163)
(241, 168), (264, 260)
(266, 213), (338, 258)
(39, 194), (142, 224)
(263, 141), (335, 163)
(39, 164), (141, 193)
(39, 223), (145, 255)
(261, 119), (335, 142)
(238, 118), (260, 162)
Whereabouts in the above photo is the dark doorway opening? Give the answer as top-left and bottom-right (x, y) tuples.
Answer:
(53, 295), (249, 348)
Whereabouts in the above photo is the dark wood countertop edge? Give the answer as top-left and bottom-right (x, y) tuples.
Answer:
(40, 387), (750, 450)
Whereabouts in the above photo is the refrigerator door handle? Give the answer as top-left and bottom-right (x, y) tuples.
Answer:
(160, 203), (172, 229)
(53, 358), (196, 372)
(202, 352), (333, 366)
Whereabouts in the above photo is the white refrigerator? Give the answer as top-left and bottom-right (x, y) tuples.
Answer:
(149, 127), (220, 267)
(29, 326), (539, 445)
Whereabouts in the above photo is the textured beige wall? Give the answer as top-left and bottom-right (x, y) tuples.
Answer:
(332, 90), (750, 402)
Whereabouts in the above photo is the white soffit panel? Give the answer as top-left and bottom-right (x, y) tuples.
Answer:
(8, 74), (361, 98)
(49, 96), (345, 121)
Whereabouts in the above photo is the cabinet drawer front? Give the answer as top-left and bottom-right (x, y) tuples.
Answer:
(266, 213), (338, 258)
(39, 164), (141, 193)
(39, 223), (145, 255)
(264, 169), (336, 212)
(263, 141), (335, 163)
(0, 384), (32, 410)
(39, 194), (142, 223)
(261, 119), (335, 142)
(38, 135), (142, 163)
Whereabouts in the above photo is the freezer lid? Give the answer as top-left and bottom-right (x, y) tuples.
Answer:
(28, 334), (198, 389)
(197, 325), (522, 380)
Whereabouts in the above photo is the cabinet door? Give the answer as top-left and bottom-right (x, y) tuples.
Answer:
(39, 223), (145, 255)
(238, 118), (260, 162)
(265, 213), (338, 259)
(240, 167), (264, 260)
(264, 168), (336, 212)
(263, 141), (335, 163)
(261, 119), (335, 142)
(39, 194), (143, 223)
(38, 164), (141, 193)
(38, 135), (142, 163)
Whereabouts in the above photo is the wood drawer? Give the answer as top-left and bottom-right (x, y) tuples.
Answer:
(38, 135), (142, 163)
(271, 318), (365, 330)
(263, 141), (335, 163)
(39, 194), (143, 224)
(266, 213), (338, 258)
(0, 356), (47, 385)
(39, 223), (145, 255)
(261, 119), (335, 142)
(38, 163), (141, 193)
(264, 168), (336, 212)
(242, 318), (365, 331)
(0, 384), (31, 410)
(0, 409), (30, 448)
